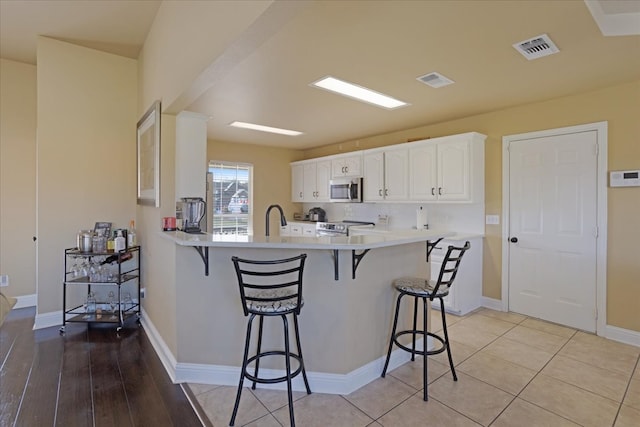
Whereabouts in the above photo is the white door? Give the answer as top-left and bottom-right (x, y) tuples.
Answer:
(291, 164), (304, 202)
(508, 130), (598, 331)
(409, 142), (437, 201)
(363, 152), (384, 201)
(383, 148), (409, 200)
(302, 162), (317, 202)
(315, 160), (332, 201)
(437, 140), (470, 201)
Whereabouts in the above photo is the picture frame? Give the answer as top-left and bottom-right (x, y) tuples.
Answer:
(94, 222), (112, 238)
(137, 100), (161, 207)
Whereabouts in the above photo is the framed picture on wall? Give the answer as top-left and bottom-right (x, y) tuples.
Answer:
(137, 100), (161, 207)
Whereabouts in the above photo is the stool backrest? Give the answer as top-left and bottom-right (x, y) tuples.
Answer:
(232, 254), (307, 316)
(432, 241), (471, 298)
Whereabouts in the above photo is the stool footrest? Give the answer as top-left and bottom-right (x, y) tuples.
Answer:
(392, 330), (448, 357)
(244, 351), (305, 385)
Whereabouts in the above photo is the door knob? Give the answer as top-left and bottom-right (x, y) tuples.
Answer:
(510, 237), (518, 243)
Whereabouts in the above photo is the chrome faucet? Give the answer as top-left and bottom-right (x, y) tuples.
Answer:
(265, 204), (287, 236)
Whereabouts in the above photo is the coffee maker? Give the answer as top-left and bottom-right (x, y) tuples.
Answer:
(180, 197), (206, 233)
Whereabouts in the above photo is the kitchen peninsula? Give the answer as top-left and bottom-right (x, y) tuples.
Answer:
(158, 229), (456, 394)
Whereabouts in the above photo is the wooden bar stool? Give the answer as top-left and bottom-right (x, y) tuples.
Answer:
(229, 254), (311, 427)
(381, 241), (470, 401)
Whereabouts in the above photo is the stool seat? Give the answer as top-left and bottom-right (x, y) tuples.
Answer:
(393, 277), (450, 298)
(245, 289), (304, 313)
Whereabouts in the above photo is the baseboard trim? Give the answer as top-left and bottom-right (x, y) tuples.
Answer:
(174, 340), (423, 395)
(140, 308), (178, 383)
(605, 324), (640, 347)
(481, 297), (503, 311)
(14, 293), (37, 309)
(33, 310), (62, 330)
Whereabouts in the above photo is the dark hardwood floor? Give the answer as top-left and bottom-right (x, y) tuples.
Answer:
(0, 307), (207, 427)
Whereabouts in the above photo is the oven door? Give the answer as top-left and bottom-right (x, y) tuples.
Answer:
(329, 178), (362, 202)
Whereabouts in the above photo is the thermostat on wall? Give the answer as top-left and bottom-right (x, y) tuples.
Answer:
(610, 170), (640, 187)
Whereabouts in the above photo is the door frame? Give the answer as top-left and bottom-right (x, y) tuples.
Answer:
(501, 121), (608, 335)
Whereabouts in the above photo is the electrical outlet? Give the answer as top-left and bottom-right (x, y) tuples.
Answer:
(486, 215), (500, 225)
(377, 214), (389, 226)
(140, 288), (146, 298)
(0, 275), (9, 287)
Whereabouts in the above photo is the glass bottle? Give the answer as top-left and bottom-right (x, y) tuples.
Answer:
(86, 292), (97, 314)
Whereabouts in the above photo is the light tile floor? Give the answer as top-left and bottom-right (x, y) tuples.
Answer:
(189, 308), (640, 426)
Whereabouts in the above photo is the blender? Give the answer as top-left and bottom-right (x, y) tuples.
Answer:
(180, 197), (206, 233)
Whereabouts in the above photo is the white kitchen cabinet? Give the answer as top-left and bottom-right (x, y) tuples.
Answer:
(280, 222), (317, 237)
(291, 163), (305, 202)
(291, 159), (331, 202)
(363, 146), (409, 201)
(331, 152), (363, 178)
(409, 132), (485, 203)
(430, 237), (482, 315)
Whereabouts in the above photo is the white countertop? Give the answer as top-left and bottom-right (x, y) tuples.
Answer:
(350, 226), (483, 241)
(159, 229), (456, 250)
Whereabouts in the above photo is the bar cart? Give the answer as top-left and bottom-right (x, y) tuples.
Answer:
(60, 246), (141, 333)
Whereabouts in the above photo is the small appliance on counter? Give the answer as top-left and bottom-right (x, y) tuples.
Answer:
(308, 207), (326, 222)
(179, 197), (206, 234)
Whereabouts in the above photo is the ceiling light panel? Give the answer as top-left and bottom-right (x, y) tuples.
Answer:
(311, 76), (408, 109)
(229, 121), (303, 136)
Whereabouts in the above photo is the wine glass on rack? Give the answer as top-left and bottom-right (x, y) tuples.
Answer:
(107, 291), (117, 320)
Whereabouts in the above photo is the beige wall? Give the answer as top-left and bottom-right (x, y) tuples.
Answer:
(138, 1), (272, 114)
(207, 140), (304, 237)
(0, 59), (37, 299)
(36, 37), (138, 314)
(304, 80), (640, 332)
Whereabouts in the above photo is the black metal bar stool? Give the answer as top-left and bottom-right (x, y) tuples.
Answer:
(381, 241), (470, 401)
(229, 254), (311, 427)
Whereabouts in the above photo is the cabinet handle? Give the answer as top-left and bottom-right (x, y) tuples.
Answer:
(299, 192), (303, 198)
(431, 187), (435, 196)
(384, 189), (389, 196)
(345, 166), (348, 173)
(378, 189), (383, 196)
(438, 187), (442, 195)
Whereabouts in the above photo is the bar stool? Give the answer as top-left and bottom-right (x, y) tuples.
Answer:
(229, 254), (311, 427)
(381, 241), (470, 401)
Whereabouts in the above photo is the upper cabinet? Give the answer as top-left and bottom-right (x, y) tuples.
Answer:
(331, 152), (363, 178)
(409, 132), (485, 203)
(291, 132), (485, 204)
(363, 145), (409, 201)
(291, 159), (331, 203)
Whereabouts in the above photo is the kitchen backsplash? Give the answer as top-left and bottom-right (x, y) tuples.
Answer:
(300, 202), (485, 234)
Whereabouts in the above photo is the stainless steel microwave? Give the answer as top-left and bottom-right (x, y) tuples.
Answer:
(329, 177), (363, 203)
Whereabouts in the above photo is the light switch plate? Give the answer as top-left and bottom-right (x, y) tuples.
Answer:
(0, 275), (8, 287)
(486, 215), (500, 225)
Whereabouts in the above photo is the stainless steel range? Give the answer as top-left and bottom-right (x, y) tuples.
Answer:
(316, 220), (375, 236)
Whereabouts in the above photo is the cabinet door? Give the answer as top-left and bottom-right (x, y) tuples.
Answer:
(383, 148), (409, 200)
(315, 160), (332, 201)
(331, 154), (362, 178)
(437, 140), (470, 201)
(363, 152), (385, 201)
(291, 164), (304, 202)
(409, 143), (437, 201)
(302, 162), (317, 202)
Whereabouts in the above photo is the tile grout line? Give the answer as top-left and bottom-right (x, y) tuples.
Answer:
(611, 352), (640, 427)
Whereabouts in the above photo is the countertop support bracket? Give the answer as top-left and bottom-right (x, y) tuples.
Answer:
(426, 238), (443, 262)
(193, 246), (209, 276)
(332, 250), (339, 281)
(352, 249), (370, 279)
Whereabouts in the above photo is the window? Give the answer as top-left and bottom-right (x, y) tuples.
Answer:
(207, 162), (253, 235)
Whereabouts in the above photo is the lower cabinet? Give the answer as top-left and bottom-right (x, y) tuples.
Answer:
(280, 222), (316, 236)
(430, 237), (482, 315)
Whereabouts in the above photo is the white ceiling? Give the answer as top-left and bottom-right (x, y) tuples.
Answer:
(1, 0), (639, 150)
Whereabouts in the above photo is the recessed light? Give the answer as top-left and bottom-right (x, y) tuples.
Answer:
(229, 121), (303, 136)
(311, 76), (408, 109)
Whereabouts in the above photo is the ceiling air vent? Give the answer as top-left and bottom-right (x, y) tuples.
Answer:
(513, 34), (559, 60)
(417, 72), (454, 88)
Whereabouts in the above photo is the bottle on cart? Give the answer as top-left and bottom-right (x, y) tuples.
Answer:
(114, 230), (126, 252)
(128, 220), (137, 247)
